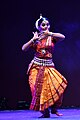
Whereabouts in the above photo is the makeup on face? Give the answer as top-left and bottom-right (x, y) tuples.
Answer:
(39, 20), (50, 32)
(41, 21), (50, 27)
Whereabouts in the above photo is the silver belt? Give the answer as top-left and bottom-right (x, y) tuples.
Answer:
(33, 57), (54, 66)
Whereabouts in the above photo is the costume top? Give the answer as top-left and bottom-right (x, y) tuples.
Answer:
(32, 34), (56, 59)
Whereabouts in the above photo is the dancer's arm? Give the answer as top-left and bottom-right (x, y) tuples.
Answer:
(22, 32), (39, 51)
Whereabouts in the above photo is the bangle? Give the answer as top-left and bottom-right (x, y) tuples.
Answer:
(48, 32), (53, 36)
(31, 39), (34, 43)
(50, 32), (53, 36)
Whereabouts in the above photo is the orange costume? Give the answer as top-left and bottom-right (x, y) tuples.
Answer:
(28, 34), (67, 112)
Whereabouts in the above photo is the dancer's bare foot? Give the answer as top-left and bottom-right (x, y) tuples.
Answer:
(55, 112), (63, 116)
(51, 109), (63, 116)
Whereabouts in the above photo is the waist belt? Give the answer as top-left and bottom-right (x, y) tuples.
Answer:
(33, 57), (54, 66)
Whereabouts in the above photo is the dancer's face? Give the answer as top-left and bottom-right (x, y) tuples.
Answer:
(39, 20), (50, 31)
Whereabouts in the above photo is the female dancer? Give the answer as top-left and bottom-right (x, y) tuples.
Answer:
(22, 15), (67, 118)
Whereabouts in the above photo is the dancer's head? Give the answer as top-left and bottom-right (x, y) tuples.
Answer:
(35, 14), (50, 31)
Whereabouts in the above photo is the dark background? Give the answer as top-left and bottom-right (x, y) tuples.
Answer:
(0, 0), (80, 109)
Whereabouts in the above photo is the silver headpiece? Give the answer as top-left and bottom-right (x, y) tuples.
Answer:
(35, 14), (43, 30)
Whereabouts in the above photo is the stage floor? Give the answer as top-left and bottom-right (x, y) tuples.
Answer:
(0, 109), (80, 120)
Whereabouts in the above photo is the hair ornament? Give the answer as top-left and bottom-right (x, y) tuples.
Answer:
(35, 14), (43, 30)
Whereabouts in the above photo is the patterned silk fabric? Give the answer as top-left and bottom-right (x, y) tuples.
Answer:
(28, 35), (68, 111)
